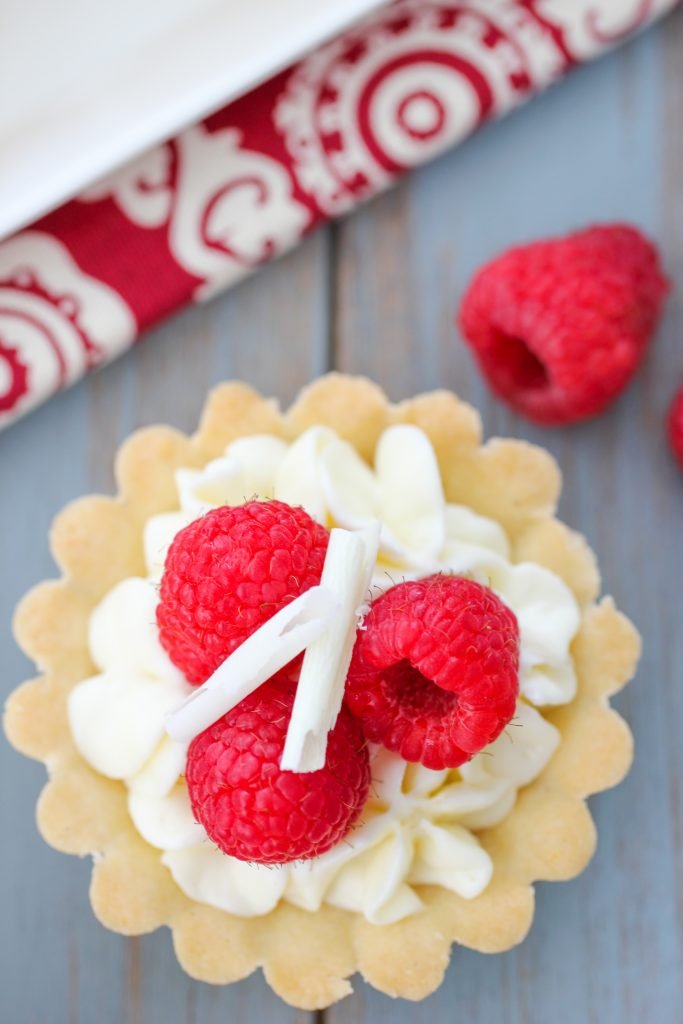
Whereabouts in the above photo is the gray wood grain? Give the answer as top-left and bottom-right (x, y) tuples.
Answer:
(2, 13), (683, 1024)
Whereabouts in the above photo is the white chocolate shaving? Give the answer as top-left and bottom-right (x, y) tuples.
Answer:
(165, 585), (340, 743)
(281, 522), (381, 773)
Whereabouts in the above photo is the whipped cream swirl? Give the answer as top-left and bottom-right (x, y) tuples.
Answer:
(68, 425), (579, 924)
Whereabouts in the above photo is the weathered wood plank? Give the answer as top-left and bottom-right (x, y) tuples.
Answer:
(330, 18), (682, 1024)
(0, 231), (330, 1024)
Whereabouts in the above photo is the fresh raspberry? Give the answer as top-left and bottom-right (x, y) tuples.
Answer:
(157, 500), (329, 685)
(186, 674), (370, 864)
(345, 575), (519, 770)
(668, 385), (683, 469)
(458, 224), (669, 425)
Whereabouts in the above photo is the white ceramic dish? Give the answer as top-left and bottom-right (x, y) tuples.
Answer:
(0, 0), (385, 240)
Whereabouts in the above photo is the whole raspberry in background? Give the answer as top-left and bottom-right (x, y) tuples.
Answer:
(345, 575), (519, 770)
(186, 674), (370, 863)
(458, 224), (669, 425)
(668, 386), (683, 469)
(158, 500), (329, 685)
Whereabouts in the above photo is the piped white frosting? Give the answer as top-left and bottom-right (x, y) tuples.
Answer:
(68, 425), (577, 924)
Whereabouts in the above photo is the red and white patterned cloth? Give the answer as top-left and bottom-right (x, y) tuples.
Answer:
(0, 0), (678, 429)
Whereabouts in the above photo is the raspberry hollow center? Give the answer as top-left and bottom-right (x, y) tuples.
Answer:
(345, 575), (520, 770)
(384, 660), (458, 718)
(491, 331), (549, 391)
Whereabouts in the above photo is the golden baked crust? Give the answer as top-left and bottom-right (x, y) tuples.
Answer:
(4, 375), (638, 1009)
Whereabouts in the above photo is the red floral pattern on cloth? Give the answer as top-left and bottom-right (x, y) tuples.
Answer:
(0, 0), (677, 429)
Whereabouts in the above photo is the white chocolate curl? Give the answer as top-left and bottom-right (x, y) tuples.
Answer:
(165, 585), (339, 743)
(281, 522), (381, 773)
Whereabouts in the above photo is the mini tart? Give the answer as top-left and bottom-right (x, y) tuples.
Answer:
(5, 375), (638, 1010)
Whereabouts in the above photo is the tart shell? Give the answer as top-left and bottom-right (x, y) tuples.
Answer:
(4, 375), (638, 1009)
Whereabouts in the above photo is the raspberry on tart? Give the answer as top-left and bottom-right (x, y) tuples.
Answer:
(157, 500), (329, 684)
(185, 673), (370, 864)
(345, 575), (520, 770)
(458, 224), (669, 425)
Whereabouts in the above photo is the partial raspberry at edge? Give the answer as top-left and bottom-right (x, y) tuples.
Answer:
(668, 386), (683, 469)
(458, 224), (669, 426)
(345, 575), (520, 770)
(157, 500), (329, 685)
(186, 674), (371, 864)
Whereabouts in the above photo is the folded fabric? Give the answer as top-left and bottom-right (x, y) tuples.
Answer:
(0, 0), (678, 430)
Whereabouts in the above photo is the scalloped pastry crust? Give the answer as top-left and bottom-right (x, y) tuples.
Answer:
(4, 375), (639, 1010)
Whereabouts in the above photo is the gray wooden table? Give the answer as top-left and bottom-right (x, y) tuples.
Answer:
(2, 16), (682, 1024)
